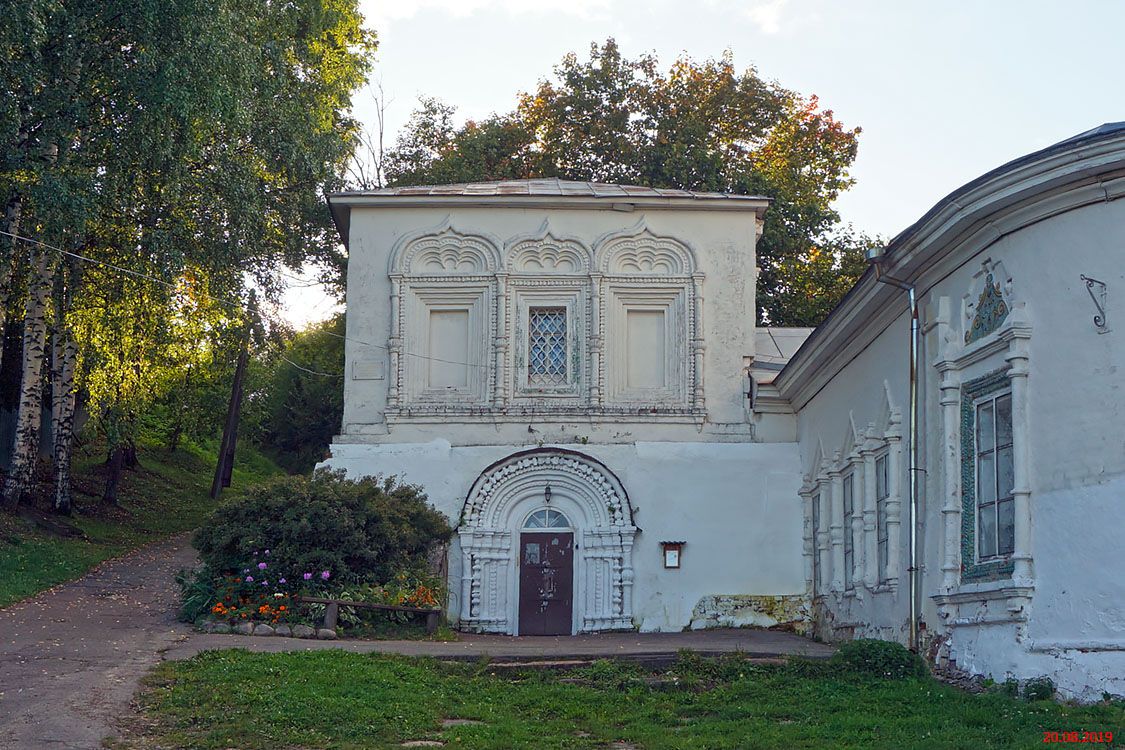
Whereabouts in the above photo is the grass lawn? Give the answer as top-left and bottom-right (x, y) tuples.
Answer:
(0, 440), (279, 608)
(119, 651), (1125, 750)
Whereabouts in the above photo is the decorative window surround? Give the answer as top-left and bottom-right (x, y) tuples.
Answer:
(799, 481), (818, 597)
(802, 388), (904, 603)
(511, 286), (587, 401)
(934, 582), (1033, 629)
(402, 285), (492, 405)
(931, 263), (1033, 627)
(827, 454), (846, 593)
(383, 217), (706, 419)
(842, 469), (860, 592)
(595, 221), (701, 411)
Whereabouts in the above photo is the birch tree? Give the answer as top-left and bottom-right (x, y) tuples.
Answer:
(0, 0), (375, 510)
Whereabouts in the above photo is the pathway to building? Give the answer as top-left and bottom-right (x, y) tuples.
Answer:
(0, 534), (832, 750)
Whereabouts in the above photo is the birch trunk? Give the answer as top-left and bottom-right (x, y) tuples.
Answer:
(50, 262), (80, 515)
(0, 194), (24, 373)
(2, 248), (56, 509)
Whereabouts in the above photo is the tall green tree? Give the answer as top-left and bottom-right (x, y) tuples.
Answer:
(0, 0), (375, 510)
(383, 39), (871, 326)
(256, 314), (345, 474)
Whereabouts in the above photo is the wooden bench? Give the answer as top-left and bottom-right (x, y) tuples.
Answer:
(293, 596), (442, 634)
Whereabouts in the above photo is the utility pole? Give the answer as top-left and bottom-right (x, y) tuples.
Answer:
(211, 292), (256, 499)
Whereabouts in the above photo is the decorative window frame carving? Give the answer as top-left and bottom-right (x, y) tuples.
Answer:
(594, 221), (702, 413)
(383, 216), (710, 419)
(604, 286), (689, 405)
(802, 385), (904, 606)
(401, 284), (493, 405)
(510, 285), (587, 401)
(506, 221), (592, 275)
(932, 265), (1034, 629)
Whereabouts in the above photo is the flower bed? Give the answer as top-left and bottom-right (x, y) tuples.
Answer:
(180, 471), (452, 639)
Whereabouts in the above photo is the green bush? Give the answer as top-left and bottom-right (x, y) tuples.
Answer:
(1023, 677), (1055, 701)
(192, 470), (451, 586)
(832, 638), (928, 679)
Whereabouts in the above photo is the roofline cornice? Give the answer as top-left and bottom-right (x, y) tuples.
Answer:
(775, 131), (1125, 409)
(327, 193), (770, 213)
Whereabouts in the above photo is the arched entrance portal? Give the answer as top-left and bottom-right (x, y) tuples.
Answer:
(457, 449), (637, 635)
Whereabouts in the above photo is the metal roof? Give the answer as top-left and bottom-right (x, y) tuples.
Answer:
(775, 122), (1125, 400)
(330, 178), (769, 202)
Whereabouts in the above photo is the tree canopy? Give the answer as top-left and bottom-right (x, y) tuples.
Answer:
(383, 39), (877, 326)
(0, 0), (374, 509)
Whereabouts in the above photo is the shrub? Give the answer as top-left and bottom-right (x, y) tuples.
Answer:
(832, 639), (928, 679)
(1023, 677), (1055, 701)
(192, 470), (452, 586)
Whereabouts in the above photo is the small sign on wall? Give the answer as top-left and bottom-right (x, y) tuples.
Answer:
(353, 360), (385, 380)
(661, 541), (685, 569)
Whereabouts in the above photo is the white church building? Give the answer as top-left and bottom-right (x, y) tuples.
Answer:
(324, 123), (1125, 700)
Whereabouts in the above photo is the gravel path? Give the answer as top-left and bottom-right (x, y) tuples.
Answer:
(0, 534), (832, 749)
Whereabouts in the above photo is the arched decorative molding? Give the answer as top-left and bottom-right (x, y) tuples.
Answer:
(458, 448), (637, 634)
(389, 217), (503, 275)
(505, 221), (592, 274)
(594, 219), (697, 275)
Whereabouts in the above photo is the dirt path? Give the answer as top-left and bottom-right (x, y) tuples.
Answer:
(0, 533), (197, 750)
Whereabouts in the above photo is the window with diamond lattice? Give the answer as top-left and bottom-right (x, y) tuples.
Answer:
(528, 307), (568, 386)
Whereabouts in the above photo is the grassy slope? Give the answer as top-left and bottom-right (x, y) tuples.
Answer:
(0, 440), (279, 608)
(122, 652), (1125, 750)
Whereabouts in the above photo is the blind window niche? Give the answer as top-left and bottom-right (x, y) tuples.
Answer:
(427, 309), (470, 388)
(626, 309), (666, 389)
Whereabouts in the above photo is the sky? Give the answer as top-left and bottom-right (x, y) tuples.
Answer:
(281, 0), (1124, 326)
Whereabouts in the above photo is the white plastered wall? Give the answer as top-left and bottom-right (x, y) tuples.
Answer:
(790, 196), (1125, 700)
(324, 439), (805, 633)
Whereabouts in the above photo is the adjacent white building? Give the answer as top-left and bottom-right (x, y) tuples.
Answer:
(775, 122), (1125, 700)
(324, 124), (1125, 700)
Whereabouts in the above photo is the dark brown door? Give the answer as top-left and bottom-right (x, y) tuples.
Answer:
(518, 532), (573, 635)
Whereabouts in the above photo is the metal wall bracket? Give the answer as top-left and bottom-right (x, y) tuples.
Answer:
(1080, 275), (1109, 334)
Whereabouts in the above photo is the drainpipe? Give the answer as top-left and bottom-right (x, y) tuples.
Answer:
(869, 255), (922, 652)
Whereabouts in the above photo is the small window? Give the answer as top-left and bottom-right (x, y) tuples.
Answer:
(875, 453), (890, 583)
(975, 392), (1014, 561)
(524, 508), (570, 529)
(842, 472), (855, 590)
(811, 492), (821, 595)
(528, 307), (568, 386)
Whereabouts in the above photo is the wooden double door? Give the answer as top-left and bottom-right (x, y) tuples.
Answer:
(517, 531), (574, 635)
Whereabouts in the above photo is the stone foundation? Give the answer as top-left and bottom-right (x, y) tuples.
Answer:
(688, 594), (810, 635)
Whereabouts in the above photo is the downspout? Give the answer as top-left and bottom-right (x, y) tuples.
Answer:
(871, 260), (922, 652)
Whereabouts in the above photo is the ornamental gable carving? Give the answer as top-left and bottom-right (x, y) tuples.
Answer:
(595, 221), (696, 276)
(391, 219), (502, 276)
(506, 223), (591, 274)
(963, 259), (1012, 344)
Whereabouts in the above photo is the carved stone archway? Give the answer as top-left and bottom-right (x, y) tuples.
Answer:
(457, 448), (637, 634)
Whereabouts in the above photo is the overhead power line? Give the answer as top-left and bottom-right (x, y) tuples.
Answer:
(0, 229), (490, 373)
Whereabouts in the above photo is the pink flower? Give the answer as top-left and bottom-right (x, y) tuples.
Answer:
(257, 562), (268, 570)
(303, 572), (313, 581)
(320, 570), (331, 581)
(245, 576), (254, 583)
